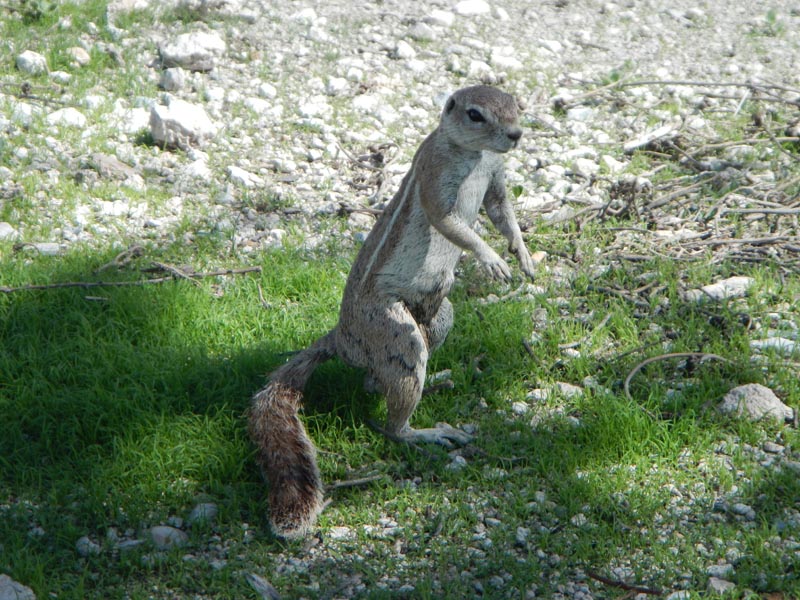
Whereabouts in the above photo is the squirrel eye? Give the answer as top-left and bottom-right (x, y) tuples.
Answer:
(466, 108), (485, 123)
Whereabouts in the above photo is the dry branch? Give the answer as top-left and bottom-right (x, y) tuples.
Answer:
(623, 352), (732, 407)
(587, 570), (663, 596)
(0, 266), (262, 294)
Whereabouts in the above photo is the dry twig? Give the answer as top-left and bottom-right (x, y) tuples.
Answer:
(0, 266), (262, 294)
(623, 352), (732, 408)
(587, 570), (662, 596)
(326, 474), (388, 491)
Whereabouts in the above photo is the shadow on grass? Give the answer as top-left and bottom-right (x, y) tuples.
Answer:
(0, 249), (269, 505)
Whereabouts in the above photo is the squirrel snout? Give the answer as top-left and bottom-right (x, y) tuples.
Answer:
(507, 128), (523, 142)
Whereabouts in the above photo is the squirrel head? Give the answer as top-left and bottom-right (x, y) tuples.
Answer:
(441, 85), (522, 153)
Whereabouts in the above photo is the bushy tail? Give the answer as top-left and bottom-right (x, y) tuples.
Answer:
(249, 331), (336, 538)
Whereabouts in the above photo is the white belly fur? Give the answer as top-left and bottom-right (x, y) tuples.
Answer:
(376, 154), (494, 300)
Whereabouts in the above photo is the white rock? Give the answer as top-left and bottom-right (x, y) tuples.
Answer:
(182, 159), (212, 181)
(258, 82), (277, 99)
(159, 31), (226, 72)
(374, 105), (400, 124)
(511, 401), (530, 415)
(244, 97), (271, 113)
(266, 229), (286, 247)
(50, 70), (72, 84)
(327, 526), (355, 541)
(227, 165), (264, 187)
(570, 513), (588, 527)
(159, 67), (185, 91)
(554, 382), (583, 398)
(46, 107), (87, 128)
(83, 95), (106, 110)
(572, 157), (599, 178)
(346, 66), (364, 82)
(446, 455), (468, 471)
(33, 243), (60, 255)
(245, 573), (281, 600)
(566, 106), (595, 122)
(12, 103), (41, 127)
(515, 526), (530, 546)
(325, 76), (348, 96)
(492, 5), (510, 20)
(188, 502), (218, 524)
(539, 39), (563, 54)
(706, 564), (734, 578)
(653, 228), (698, 243)
(16, 50), (48, 75)
(404, 59), (428, 74)
(271, 158), (297, 173)
(707, 577), (736, 595)
(394, 40), (417, 60)
(0, 575), (36, 600)
(290, 7), (317, 24)
(149, 100), (218, 149)
(67, 46), (91, 66)
(115, 106), (150, 135)
(107, 0), (150, 13)
(408, 22), (437, 41)
(307, 26), (331, 43)
(426, 9), (455, 27)
(203, 87), (224, 103)
(549, 179), (572, 198)
(684, 276), (754, 302)
(298, 98), (331, 118)
(717, 384), (793, 422)
(76, 535), (101, 557)
(0, 222), (17, 240)
(601, 155), (626, 173)
(467, 60), (494, 81)
(149, 525), (188, 550)
(96, 199), (129, 217)
(750, 337), (797, 355)
(685, 7), (705, 20)
(454, 0), (491, 16)
(352, 94), (380, 112)
(489, 52), (523, 71)
(527, 389), (549, 402)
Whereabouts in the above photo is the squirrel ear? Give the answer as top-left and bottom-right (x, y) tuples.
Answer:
(445, 97), (456, 113)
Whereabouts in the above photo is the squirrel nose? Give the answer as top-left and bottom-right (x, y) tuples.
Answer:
(507, 128), (523, 142)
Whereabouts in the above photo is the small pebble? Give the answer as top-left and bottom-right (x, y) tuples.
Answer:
(76, 536), (101, 557)
(150, 526), (189, 550)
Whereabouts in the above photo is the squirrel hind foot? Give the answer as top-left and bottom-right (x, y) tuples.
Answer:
(401, 422), (473, 448)
(370, 419), (473, 449)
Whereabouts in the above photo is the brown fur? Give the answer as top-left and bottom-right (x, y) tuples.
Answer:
(249, 85), (537, 538)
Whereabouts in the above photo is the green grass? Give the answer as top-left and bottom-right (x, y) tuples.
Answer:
(1, 235), (799, 599)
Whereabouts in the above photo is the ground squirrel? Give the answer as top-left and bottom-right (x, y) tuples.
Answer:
(249, 85), (537, 538)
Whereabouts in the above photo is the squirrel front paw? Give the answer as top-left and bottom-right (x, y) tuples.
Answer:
(478, 249), (513, 281)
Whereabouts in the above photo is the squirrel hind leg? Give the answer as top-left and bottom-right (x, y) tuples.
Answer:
(420, 297), (453, 354)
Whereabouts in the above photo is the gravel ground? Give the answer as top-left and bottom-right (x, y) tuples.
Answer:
(2, 1), (800, 598)
(2, 0), (799, 255)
